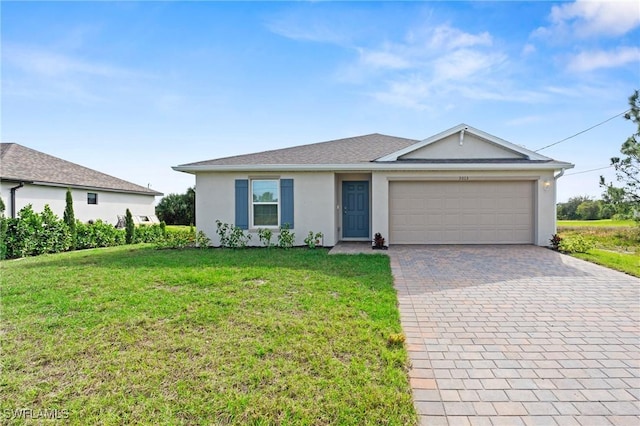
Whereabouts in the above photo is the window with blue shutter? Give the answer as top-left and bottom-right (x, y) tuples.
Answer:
(240, 178), (294, 229)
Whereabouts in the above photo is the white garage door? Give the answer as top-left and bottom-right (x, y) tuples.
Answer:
(390, 181), (534, 244)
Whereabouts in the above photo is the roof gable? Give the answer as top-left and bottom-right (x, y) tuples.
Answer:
(376, 124), (551, 162)
(0, 143), (162, 195)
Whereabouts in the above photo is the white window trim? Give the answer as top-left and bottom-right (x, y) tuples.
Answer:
(250, 179), (280, 228)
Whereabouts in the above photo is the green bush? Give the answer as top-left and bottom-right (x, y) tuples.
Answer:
(125, 209), (135, 244)
(134, 224), (165, 244)
(76, 220), (125, 249)
(257, 228), (274, 248)
(304, 231), (323, 249)
(64, 188), (76, 249)
(154, 230), (195, 249)
(278, 224), (295, 249)
(558, 235), (595, 253)
(215, 220), (251, 248)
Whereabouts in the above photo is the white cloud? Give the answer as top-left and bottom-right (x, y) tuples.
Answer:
(3, 43), (135, 79)
(536, 0), (640, 38)
(521, 43), (536, 56)
(2, 43), (150, 105)
(567, 46), (640, 72)
(358, 48), (411, 70)
(426, 25), (493, 50)
(505, 115), (544, 126)
(432, 49), (506, 82)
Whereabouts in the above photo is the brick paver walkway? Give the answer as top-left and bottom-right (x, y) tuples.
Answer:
(389, 245), (639, 426)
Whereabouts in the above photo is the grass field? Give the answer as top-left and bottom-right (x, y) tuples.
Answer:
(1, 246), (416, 425)
(557, 219), (636, 228)
(557, 220), (639, 278)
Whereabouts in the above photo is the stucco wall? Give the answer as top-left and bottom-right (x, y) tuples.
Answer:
(0, 183), (157, 225)
(371, 169), (558, 247)
(193, 168), (560, 248)
(195, 171), (336, 246)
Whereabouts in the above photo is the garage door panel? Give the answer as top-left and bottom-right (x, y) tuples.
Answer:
(390, 181), (533, 244)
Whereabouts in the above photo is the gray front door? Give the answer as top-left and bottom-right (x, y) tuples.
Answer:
(342, 181), (369, 239)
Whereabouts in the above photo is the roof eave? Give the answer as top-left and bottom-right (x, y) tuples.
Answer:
(173, 161), (574, 173)
(1, 178), (163, 196)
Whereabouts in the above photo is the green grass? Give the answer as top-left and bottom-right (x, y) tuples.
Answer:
(557, 221), (640, 277)
(1, 246), (416, 425)
(573, 249), (640, 278)
(165, 225), (191, 233)
(557, 219), (636, 228)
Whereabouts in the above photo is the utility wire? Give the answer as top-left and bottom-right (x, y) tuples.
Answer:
(564, 165), (613, 176)
(534, 109), (630, 152)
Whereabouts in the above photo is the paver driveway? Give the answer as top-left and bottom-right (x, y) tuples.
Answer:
(389, 245), (639, 426)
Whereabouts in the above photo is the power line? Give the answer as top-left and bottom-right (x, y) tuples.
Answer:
(534, 109), (630, 152)
(564, 165), (613, 176)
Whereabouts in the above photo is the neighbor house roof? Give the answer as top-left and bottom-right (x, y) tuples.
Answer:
(0, 143), (162, 196)
(173, 124), (573, 173)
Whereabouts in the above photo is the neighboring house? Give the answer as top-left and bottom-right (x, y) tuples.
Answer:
(173, 124), (574, 247)
(0, 143), (162, 224)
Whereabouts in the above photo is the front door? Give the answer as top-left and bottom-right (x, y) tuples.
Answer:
(342, 181), (369, 239)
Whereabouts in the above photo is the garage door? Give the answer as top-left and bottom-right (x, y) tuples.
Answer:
(390, 181), (534, 244)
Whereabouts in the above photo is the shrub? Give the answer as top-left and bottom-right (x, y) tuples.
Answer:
(40, 205), (71, 254)
(549, 233), (562, 251)
(125, 209), (135, 244)
(154, 229), (195, 249)
(134, 224), (165, 244)
(278, 224), (295, 249)
(63, 189), (76, 249)
(257, 228), (274, 248)
(373, 233), (386, 249)
(558, 235), (595, 253)
(195, 230), (211, 248)
(215, 220), (251, 248)
(304, 231), (323, 249)
(76, 220), (125, 249)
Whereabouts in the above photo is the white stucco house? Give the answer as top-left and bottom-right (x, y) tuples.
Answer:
(0, 143), (162, 224)
(173, 124), (573, 247)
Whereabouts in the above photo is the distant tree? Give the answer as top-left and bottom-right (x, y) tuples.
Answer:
(155, 187), (195, 225)
(602, 185), (633, 219)
(556, 195), (592, 220)
(63, 188), (76, 249)
(576, 200), (601, 220)
(125, 208), (135, 244)
(601, 90), (639, 217)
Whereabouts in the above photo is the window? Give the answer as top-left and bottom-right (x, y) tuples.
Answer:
(87, 193), (98, 205)
(235, 178), (293, 230)
(252, 180), (279, 227)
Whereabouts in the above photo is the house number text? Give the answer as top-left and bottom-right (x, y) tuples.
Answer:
(458, 176), (470, 181)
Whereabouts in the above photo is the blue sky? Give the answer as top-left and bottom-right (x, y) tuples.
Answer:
(2, 1), (639, 203)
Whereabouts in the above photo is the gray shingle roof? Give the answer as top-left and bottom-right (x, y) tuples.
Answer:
(0, 143), (162, 195)
(180, 133), (420, 166)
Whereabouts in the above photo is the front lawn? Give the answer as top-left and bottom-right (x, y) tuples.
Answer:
(1, 246), (416, 425)
(557, 221), (640, 277)
(572, 249), (640, 278)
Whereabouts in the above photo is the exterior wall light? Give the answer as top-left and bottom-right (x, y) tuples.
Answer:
(543, 180), (551, 191)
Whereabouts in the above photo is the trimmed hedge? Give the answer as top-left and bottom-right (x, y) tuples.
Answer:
(0, 204), (203, 260)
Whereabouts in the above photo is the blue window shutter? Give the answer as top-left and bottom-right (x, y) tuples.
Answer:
(235, 179), (249, 230)
(280, 179), (294, 228)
